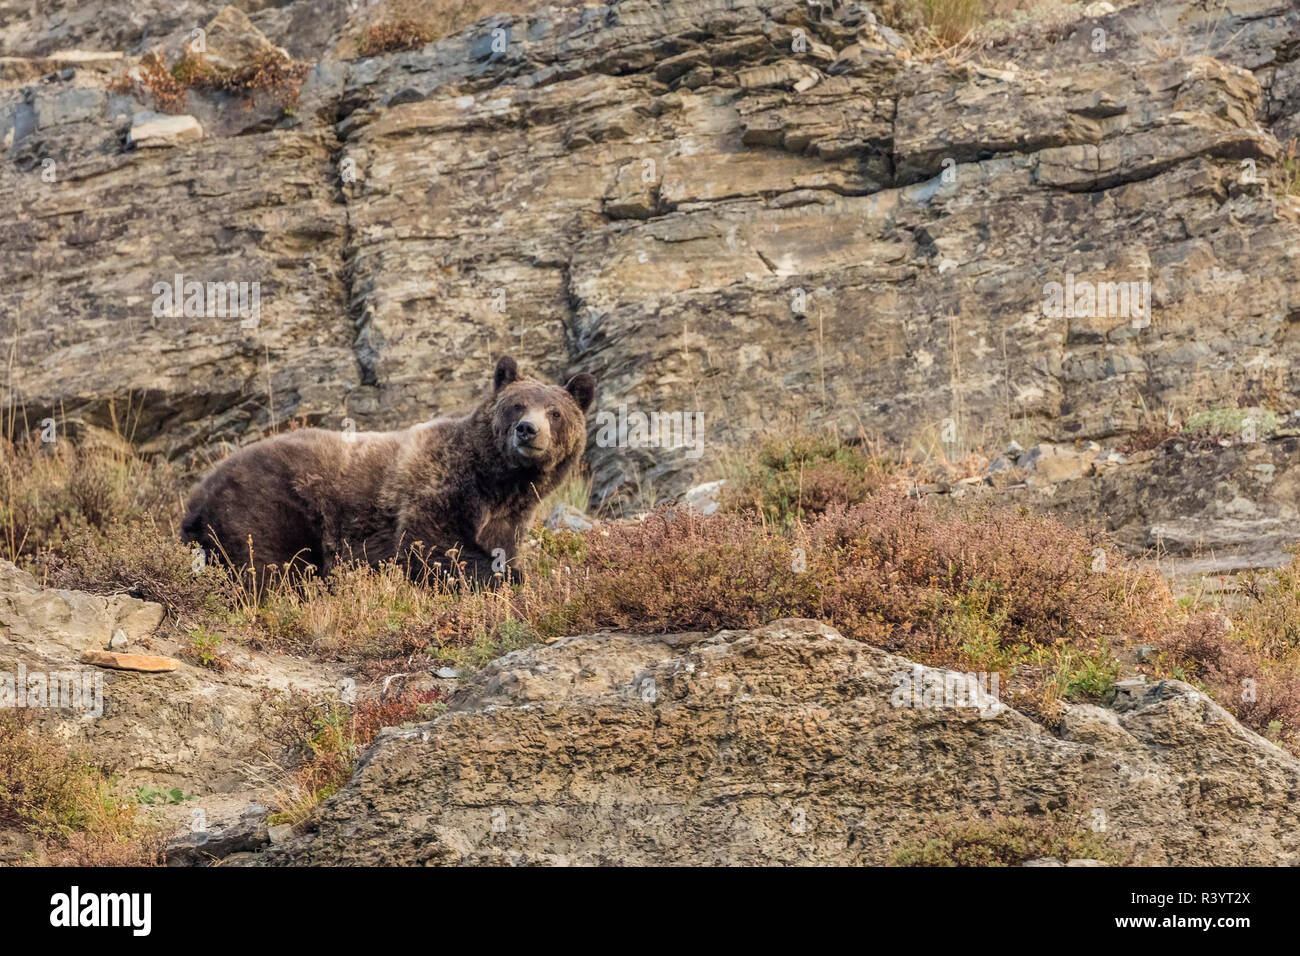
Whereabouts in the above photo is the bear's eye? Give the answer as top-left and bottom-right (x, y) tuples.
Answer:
(548, 409), (561, 421)
(511, 403), (525, 413)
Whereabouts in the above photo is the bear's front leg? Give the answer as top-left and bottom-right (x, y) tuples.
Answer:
(396, 532), (512, 588)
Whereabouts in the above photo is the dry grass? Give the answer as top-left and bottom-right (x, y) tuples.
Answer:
(1281, 138), (1300, 197)
(1, 430), (182, 566)
(254, 686), (445, 827)
(356, 20), (439, 57)
(917, 0), (985, 46)
(342, 0), (561, 59)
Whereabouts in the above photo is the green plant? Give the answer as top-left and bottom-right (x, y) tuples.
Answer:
(185, 628), (228, 670)
(133, 786), (194, 806)
(1183, 407), (1279, 442)
(1057, 648), (1121, 702)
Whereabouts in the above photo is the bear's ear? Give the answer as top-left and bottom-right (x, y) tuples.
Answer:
(564, 373), (596, 412)
(494, 355), (519, 392)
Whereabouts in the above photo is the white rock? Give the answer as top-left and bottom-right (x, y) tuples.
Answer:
(128, 112), (203, 149)
(545, 503), (594, 532)
(680, 479), (726, 515)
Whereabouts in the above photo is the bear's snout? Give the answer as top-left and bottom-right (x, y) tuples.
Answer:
(510, 409), (552, 459)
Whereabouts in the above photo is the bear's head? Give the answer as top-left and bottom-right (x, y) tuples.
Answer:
(488, 355), (595, 473)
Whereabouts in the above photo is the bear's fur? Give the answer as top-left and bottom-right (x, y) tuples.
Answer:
(180, 355), (595, 586)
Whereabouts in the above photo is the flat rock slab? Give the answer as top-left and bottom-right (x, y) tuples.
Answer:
(79, 650), (181, 672)
(127, 112), (203, 149)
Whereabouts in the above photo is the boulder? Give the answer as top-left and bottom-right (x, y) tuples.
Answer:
(543, 503), (595, 532)
(198, 7), (292, 73)
(262, 619), (1300, 866)
(0, 559), (344, 797)
(679, 479), (726, 515)
(0, 560), (163, 657)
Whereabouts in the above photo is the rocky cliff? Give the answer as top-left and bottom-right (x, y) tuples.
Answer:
(3, 0), (1300, 559)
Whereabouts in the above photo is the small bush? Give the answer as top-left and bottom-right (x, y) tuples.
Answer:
(134, 52), (188, 112)
(113, 49), (308, 114)
(1183, 407), (1279, 442)
(1116, 421), (1180, 455)
(180, 50), (309, 110)
(42, 519), (235, 623)
(891, 807), (1129, 866)
(1147, 559), (1300, 747)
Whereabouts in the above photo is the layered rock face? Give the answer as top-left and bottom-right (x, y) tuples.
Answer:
(263, 619), (1300, 866)
(2, 0), (1299, 560)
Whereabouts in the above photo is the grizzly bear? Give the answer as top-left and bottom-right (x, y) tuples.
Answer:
(180, 355), (595, 586)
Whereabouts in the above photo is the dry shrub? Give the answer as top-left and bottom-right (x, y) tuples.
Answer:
(115, 49), (308, 114)
(134, 52), (188, 112)
(551, 498), (1161, 721)
(345, 0), (555, 59)
(565, 499), (1158, 648)
(356, 19), (439, 57)
(1148, 560), (1300, 746)
(179, 50), (309, 110)
(0, 712), (165, 866)
(721, 433), (892, 526)
(1116, 422), (1180, 455)
(42, 518), (235, 622)
(0, 429), (242, 624)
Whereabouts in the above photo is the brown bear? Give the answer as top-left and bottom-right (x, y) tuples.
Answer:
(180, 355), (594, 586)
